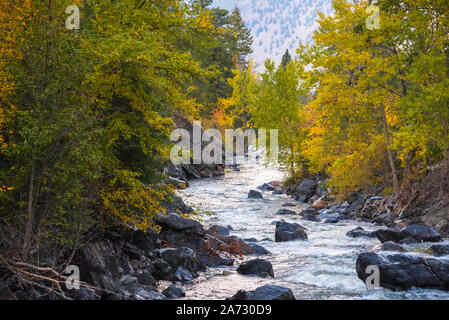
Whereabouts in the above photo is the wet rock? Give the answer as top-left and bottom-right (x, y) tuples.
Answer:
(399, 236), (419, 245)
(237, 259), (274, 278)
(248, 190), (263, 199)
(133, 288), (166, 300)
(300, 207), (318, 216)
(346, 227), (376, 238)
(257, 183), (275, 191)
(322, 214), (341, 224)
(301, 214), (320, 222)
(401, 225), (441, 243)
(372, 242), (408, 253)
(155, 213), (205, 236)
(219, 236), (270, 256)
(174, 267), (193, 282)
(276, 208), (296, 215)
(228, 285), (296, 301)
(428, 245), (449, 257)
(162, 286), (186, 299)
(375, 228), (403, 243)
(207, 225), (231, 237)
(275, 220), (308, 242)
(282, 203), (296, 207)
(356, 252), (449, 291)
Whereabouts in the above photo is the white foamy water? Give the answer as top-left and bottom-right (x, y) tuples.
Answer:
(177, 155), (449, 300)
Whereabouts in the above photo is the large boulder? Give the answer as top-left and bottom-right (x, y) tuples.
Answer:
(400, 225), (441, 243)
(375, 228), (404, 243)
(346, 227), (376, 238)
(356, 252), (449, 291)
(375, 225), (442, 244)
(248, 190), (263, 199)
(228, 285), (296, 300)
(275, 220), (308, 242)
(155, 213), (205, 236)
(236, 259), (274, 278)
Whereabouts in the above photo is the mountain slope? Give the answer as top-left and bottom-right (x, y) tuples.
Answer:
(213, 0), (333, 69)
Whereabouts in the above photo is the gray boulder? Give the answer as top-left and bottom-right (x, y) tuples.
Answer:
(248, 190), (263, 199)
(346, 227), (376, 238)
(162, 286), (186, 299)
(228, 285), (296, 300)
(275, 220), (308, 242)
(237, 259), (274, 278)
(155, 213), (205, 236)
(356, 252), (449, 291)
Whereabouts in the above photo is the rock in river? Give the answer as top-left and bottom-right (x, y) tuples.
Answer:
(248, 190), (263, 199)
(346, 227), (376, 238)
(275, 220), (308, 242)
(237, 259), (274, 278)
(375, 225), (441, 244)
(162, 286), (186, 299)
(428, 245), (449, 257)
(276, 208), (296, 215)
(228, 285), (296, 300)
(356, 252), (449, 291)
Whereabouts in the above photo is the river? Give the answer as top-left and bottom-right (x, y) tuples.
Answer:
(177, 155), (449, 300)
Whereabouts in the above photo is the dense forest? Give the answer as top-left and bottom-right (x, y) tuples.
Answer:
(0, 0), (449, 301)
(0, 0), (253, 254)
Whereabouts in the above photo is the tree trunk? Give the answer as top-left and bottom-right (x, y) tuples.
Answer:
(403, 150), (415, 190)
(23, 167), (35, 255)
(381, 107), (400, 198)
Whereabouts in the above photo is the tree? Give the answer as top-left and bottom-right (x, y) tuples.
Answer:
(281, 49), (292, 69)
(229, 7), (253, 67)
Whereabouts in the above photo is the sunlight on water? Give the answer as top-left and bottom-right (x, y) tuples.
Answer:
(178, 153), (449, 300)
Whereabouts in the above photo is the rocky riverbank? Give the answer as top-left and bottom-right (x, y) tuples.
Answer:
(3, 166), (448, 300)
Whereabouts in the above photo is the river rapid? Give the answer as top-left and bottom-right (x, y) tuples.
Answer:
(177, 156), (449, 300)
